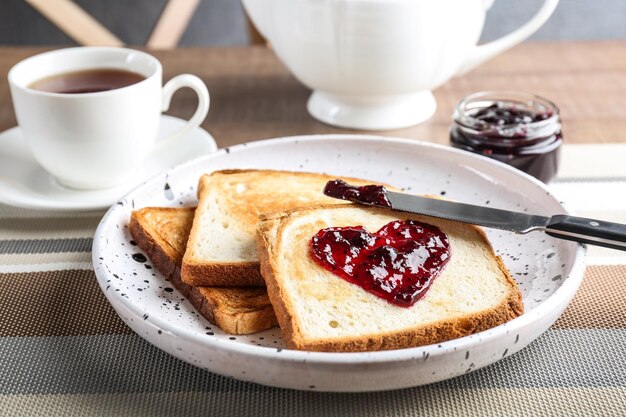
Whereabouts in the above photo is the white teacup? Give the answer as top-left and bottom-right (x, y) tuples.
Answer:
(8, 47), (210, 190)
(243, 0), (558, 130)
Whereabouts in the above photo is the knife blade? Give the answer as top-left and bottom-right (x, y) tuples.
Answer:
(323, 180), (626, 251)
(386, 191), (550, 234)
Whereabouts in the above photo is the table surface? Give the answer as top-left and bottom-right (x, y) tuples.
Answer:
(2, 42), (626, 146)
(0, 43), (625, 417)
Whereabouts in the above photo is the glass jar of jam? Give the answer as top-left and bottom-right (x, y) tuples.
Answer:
(450, 91), (562, 183)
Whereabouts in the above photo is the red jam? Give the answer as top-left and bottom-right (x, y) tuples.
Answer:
(450, 92), (562, 183)
(310, 220), (450, 307)
(323, 179), (391, 208)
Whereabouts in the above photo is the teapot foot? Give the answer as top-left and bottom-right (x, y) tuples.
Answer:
(307, 90), (436, 130)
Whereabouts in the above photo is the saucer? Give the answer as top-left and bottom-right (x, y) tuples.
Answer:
(0, 115), (217, 211)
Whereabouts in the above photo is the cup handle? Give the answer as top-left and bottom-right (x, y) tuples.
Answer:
(456, 0), (559, 75)
(156, 74), (210, 149)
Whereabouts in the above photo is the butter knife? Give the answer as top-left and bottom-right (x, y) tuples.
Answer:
(323, 180), (626, 251)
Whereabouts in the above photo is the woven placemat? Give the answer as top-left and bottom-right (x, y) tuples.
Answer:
(1, 144), (625, 416)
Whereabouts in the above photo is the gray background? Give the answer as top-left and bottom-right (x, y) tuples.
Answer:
(0, 0), (625, 46)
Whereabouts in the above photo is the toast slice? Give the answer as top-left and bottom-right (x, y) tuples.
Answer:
(256, 205), (524, 352)
(181, 170), (389, 287)
(129, 207), (277, 334)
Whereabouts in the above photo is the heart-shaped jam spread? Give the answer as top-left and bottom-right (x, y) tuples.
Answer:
(310, 220), (450, 307)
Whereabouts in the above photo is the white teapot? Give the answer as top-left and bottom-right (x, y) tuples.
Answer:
(242, 0), (559, 130)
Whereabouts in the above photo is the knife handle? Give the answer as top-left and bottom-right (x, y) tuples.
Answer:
(545, 215), (626, 251)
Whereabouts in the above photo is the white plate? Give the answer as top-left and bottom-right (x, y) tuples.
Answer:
(0, 114), (217, 211)
(93, 135), (586, 392)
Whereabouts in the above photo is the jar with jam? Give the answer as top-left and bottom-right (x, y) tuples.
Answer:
(450, 91), (562, 183)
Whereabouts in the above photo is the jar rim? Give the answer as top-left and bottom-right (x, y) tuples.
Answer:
(453, 90), (560, 131)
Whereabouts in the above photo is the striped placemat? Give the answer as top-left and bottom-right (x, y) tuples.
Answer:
(0, 144), (624, 417)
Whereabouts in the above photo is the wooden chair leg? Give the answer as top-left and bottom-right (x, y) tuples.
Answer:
(246, 15), (265, 45)
(25, 0), (123, 46)
(147, 0), (200, 49)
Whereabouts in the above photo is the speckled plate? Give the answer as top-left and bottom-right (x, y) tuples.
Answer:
(93, 135), (585, 392)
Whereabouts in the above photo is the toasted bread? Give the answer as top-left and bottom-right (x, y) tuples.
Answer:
(181, 170), (389, 287)
(256, 205), (524, 352)
(129, 207), (277, 334)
